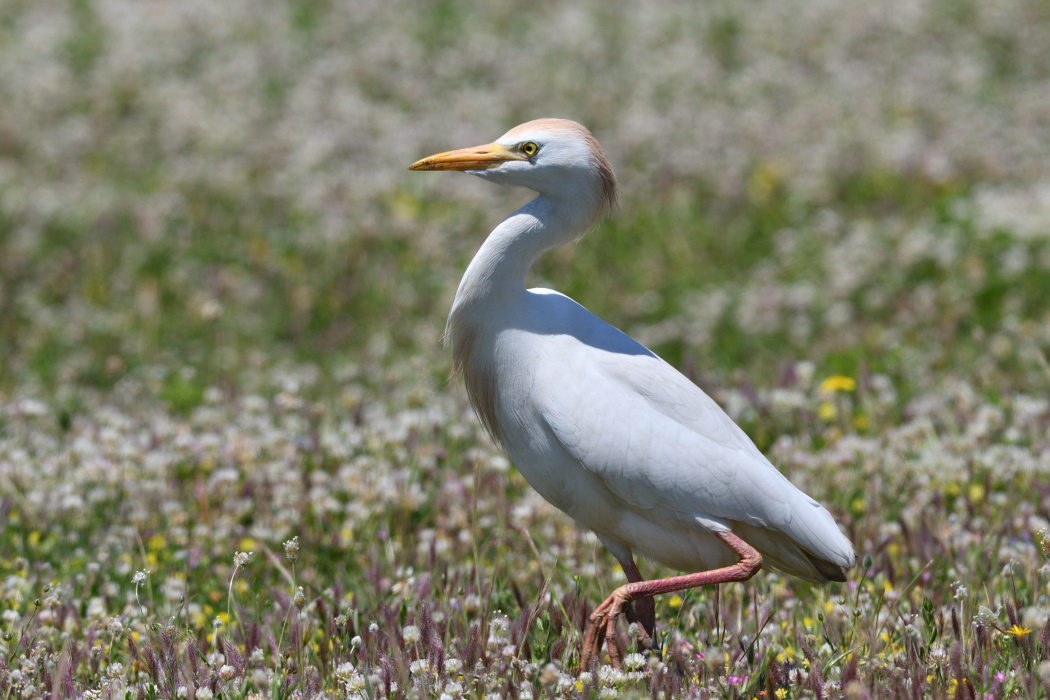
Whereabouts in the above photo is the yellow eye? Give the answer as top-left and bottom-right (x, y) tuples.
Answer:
(521, 141), (539, 157)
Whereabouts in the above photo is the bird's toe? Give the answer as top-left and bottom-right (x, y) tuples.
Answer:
(625, 595), (656, 644)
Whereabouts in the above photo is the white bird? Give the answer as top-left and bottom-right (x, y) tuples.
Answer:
(409, 118), (856, 667)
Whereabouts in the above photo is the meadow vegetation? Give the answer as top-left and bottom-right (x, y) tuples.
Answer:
(1, 0), (1050, 697)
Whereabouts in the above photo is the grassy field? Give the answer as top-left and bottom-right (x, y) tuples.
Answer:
(2, 0), (1050, 698)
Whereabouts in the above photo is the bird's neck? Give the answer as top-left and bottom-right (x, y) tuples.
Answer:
(449, 193), (594, 319)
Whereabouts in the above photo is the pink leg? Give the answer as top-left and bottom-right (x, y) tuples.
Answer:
(580, 531), (762, 669)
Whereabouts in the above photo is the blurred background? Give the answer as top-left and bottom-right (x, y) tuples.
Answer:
(1, 0), (1049, 408)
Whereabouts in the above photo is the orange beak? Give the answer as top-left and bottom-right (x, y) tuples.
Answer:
(408, 142), (525, 171)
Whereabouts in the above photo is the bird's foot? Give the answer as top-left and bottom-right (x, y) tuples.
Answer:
(581, 587), (653, 669)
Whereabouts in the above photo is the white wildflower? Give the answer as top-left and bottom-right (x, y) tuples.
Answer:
(623, 652), (646, 671)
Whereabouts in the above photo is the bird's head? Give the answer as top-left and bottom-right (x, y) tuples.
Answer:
(410, 118), (617, 217)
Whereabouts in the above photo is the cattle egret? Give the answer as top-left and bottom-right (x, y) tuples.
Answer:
(409, 119), (856, 667)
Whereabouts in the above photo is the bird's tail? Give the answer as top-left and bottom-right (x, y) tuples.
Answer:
(729, 518), (855, 584)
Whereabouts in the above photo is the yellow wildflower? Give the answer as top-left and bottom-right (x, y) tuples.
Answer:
(819, 375), (856, 393)
(1005, 624), (1032, 637)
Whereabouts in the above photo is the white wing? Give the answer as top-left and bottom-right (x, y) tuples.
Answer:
(521, 291), (855, 581)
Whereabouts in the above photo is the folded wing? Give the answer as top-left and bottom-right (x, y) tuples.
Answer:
(536, 319), (855, 582)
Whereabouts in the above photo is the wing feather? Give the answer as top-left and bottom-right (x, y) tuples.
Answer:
(533, 319), (854, 578)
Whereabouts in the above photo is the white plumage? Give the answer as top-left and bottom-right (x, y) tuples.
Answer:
(410, 118), (855, 666)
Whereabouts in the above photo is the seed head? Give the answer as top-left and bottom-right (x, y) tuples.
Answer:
(283, 536), (300, 563)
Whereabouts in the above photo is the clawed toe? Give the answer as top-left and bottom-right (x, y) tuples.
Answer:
(580, 590), (651, 669)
